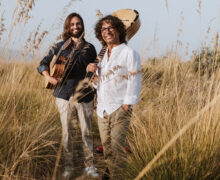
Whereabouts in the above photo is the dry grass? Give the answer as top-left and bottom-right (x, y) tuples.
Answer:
(0, 0), (219, 179)
(128, 57), (220, 180)
(0, 56), (219, 179)
(23, 22), (48, 57)
(0, 12), (6, 42)
(0, 60), (62, 179)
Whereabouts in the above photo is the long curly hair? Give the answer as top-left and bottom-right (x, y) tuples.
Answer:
(95, 15), (126, 46)
(62, 12), (84, 41)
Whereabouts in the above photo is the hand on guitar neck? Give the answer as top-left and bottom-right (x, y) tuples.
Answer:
(86, 63), (99, 85)
(42, 71), (61, 86)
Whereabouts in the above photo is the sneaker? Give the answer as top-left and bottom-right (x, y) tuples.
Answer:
(84, 166), (99, 178)
(63, 166), (73, 179)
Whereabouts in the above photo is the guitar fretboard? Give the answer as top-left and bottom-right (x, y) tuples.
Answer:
(96, 46), (107, 63)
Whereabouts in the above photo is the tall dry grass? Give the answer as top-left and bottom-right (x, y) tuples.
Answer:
(0, 60), (62, 179)
(126, 57), (220, 180)
(0, 56), (219, 179)
(0, 0), (219, 179)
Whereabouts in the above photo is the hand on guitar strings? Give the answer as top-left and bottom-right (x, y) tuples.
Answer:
(42, 71), (61, 86)
(46, 76), (61, 86)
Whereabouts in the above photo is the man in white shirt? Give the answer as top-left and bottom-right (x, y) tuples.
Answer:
(87, 15), (141, 179)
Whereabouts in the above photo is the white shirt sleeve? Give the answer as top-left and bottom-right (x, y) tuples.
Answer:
(123, 50), (142, 105)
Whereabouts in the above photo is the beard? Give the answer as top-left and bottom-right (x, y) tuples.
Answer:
(69, 28), (83, 38)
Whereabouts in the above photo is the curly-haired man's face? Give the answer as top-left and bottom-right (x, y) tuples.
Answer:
(69, 16), (83, 38)
(101, 21), (120, 45)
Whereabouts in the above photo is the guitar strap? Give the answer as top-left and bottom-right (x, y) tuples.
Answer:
(51, 37), (72, 68)
(62, 37), (72, 50)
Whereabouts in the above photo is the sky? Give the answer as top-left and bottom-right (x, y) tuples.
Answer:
(1, 0), (220, 60)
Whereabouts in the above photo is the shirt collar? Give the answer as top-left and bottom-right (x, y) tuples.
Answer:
(107, 43), (125, 53)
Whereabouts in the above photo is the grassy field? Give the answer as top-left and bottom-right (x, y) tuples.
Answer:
(0, 56), (219, 179)
(0, 0), (220, 179)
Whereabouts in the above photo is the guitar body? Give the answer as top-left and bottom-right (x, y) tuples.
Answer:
(112, 9), (140, 41)
(45, 55), (66, 89)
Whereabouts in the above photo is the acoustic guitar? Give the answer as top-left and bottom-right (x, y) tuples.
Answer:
(45, 33), (85, 89)
(45, 38), (72, 89)
(112, 9), (140, 41)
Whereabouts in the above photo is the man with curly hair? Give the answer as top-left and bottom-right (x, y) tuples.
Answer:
(87, 15), (142, 179)
(37, 13), (99, 179)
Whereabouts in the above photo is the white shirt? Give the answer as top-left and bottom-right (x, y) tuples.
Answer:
(96, 43), (142, 118)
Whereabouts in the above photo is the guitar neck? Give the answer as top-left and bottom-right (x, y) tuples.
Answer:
(85, 46), (107, 80)
(95, 46), (107, 64)
(52, 48), (63, 68)
(52, 38), (72, 68)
